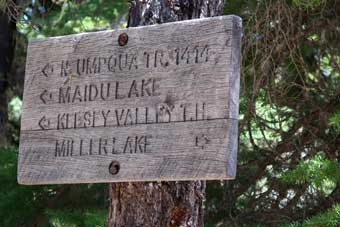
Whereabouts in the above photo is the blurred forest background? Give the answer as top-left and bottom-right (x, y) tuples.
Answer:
(0, 0), (339, 226)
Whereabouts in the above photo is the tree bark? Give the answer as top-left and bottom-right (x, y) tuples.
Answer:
(0, 9), (16, 146)
(107, 1), (224, 226)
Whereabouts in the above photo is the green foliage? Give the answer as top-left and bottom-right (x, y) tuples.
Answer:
(205, 225), (265, 227)
(301, 205), (340, 227)
(283, 205), (340, 227)
(329, 112), (340, 132)
(18, 0), (128, 39)
(0, 0), (7, 11)
(0, 146), (107, 226)
(281, 153), (340, 194)
(292, 0), (327, 9)
(0, 146), (44, 226)
(0, 3), (128, 226)
(1, 0), (339, 226)
(207, 0), (340, 226)
(8, 96), (22, 122)
(47, 209), (106, 227)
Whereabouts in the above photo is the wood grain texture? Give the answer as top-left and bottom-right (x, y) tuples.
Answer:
(18, 15), (242, 185)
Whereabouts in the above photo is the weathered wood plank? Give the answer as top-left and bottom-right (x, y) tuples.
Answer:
(18, 119), (237, 184)
(18, 15), (242, 185)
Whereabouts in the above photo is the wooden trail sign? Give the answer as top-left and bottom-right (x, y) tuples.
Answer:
(18, 15), (242, 185)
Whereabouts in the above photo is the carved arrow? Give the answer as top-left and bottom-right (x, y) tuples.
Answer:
(195, 135), (210, 150)
(38, 116), (50, 130)
(42, 63), (53, 77)
(40, 90), (52, 104)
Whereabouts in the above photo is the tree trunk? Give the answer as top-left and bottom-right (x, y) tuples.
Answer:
(0, 9), (16, 146)
(107, 1), (224, 226)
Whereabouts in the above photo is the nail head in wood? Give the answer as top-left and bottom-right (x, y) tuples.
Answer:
(109, 160), (120, 175)
(118, 33), (128, 46)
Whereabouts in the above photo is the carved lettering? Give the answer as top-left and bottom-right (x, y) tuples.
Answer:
(60, 60), (70, 77)
(59, 87), (71, 103)
(123, 135), (151, 153)
(55, 139), (73, 157)
(128, 80), (139, 98)
(55, 43), (212, 78)
(57, 78), (161, 104)
(52, 102), (207, 131)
